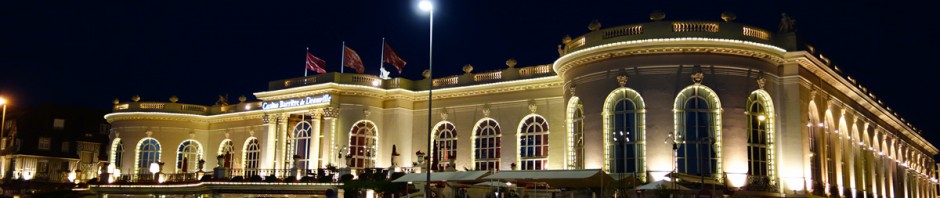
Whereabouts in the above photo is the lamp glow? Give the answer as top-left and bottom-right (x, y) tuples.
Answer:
(418, 0), (433, 11)
(0, 97), (6, 105)
(68, 171), (77, 183)
(149, 162), (159, 174)
(726, 173), (747, 188)
(757, 115), (766, 121)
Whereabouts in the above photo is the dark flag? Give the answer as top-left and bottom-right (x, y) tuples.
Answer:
(343, 46), (365, 74)
(305, 51), (327, 74)
(383, 43), (407, 74)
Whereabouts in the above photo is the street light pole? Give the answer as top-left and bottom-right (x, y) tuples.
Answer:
(0, 97), (7, 150)
(418, 1), (434, 196)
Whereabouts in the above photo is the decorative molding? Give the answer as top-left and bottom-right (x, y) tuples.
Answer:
(555, 45), (787, 76)
(322, 107), (340, 118)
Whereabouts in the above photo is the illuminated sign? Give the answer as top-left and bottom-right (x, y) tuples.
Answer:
(261, 94), (332, 110)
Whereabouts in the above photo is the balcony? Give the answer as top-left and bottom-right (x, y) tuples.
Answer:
(562, 21), (778, 54)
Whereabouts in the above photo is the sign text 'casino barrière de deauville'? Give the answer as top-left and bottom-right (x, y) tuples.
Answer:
(261, 94), (332, 110)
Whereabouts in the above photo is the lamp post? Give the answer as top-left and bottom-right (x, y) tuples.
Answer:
(418, 0), (434, 196)
(1, 97), (7, 150)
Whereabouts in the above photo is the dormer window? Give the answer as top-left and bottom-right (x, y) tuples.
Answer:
(53, 119), (65, 129)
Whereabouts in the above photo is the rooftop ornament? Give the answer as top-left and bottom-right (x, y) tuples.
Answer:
(131, 95), (141, 102)
(169, 95), (179, 103)
(462, 64), (473, 74)
(588, 19), (602, 31)
(779, 13), (796, 33)
(650, 10), (666, 21)
(506, 58), (517, 68)
(721, 11), (737, 22)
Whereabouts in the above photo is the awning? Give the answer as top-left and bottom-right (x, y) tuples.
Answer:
(666, 172), (722, 185)
(480, 169), (613, 188)
(391, 171), (490, 183)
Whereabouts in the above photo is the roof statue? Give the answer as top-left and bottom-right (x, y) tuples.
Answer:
(215, 95), (229, 106)
(779, 13), (797, 32)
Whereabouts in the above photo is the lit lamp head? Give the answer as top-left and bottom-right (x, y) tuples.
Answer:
(68, 171), (77, 183)
(0, 97), (6, 105)
(149, 162), (160, 174)
(418, 0), (433, 12)
(757, 114), (766, 121)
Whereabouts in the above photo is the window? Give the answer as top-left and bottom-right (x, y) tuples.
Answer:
(244, 138), (261, 176)
(81, 151), (95, 164)
(567, 97), (584, 170)
(674, 85), (721, 178)
(474, 119), (501, 171)
(347, 121), (377, 168)
(61, 141), (70, 152)
(112, 139), (124, 168)
(38, 137), (51, 150)
(53, 119), (65, 129)
(219, 140), (235, 169)
(807, 103), (823, 193)
(518, 115), (549, 170)
(432, 122), (457, 171)
(604, 87), (646, 177)
(291, 121), (314, 170)
(37, 160), (49, 173)
(176, 140), (202, 173)
(136, 138), (161, 173)
(746, 91), (775, 180)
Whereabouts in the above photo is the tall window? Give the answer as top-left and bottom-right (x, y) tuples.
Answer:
(519, 115), (549, 170)
(746, 91), (774, 180)
(244, 138), (260, 176)
(176, 140), (202, 173)
(474, 119), (501, 171)
(567, 97), (584, 170)
(604, 87), (646, 177)
(348, 121), (377, 168)
(824, 117), (837, 191)
(433, 122), (458, 171)
(291, 121), (313, 170)
(137, 138), (161, 173)
(219, 140), (234, 168)
(808, 103), (823, 194)
(111, 139), (124, 168)
(674, 85), (721, 178)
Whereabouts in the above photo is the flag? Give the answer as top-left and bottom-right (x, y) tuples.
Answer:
(305, 51), (327, 74)
(383, 42), (407, 74)
(343, 46), (365, 74)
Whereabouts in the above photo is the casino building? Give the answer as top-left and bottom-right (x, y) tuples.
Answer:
(92, 13), (938, 198)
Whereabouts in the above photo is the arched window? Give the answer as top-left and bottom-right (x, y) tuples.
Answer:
(567, 97), (584, 170)
(603, 87), (646, 179)
(473, 118), (501, 171)
(824, 112), (837, 192)
(746, 90), (775, 182)
(219, 139), (234, 168)
(808, 101), (823, 194)
(243, 138), (260, 176)
(433, 122), (458, 171)
(176, 140), (203, 173)
(110, 139), (124, 168)
(348, 121), (377, 168)
(291, 121), (314, 170)
(136, 138), (161, 174)
(518, 115), (549, 170)
(674, 85), (721, 178)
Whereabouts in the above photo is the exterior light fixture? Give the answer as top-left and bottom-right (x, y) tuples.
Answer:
(757, 115), (766, 121)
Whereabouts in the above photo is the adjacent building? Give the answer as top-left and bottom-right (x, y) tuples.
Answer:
(95, 14), (939, 198)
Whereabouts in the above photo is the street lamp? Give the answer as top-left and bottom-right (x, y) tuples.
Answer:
(418, 0), (434, 195)
(0, 97), (8, 150)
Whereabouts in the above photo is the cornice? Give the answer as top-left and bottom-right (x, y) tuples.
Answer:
(553, 39), (788, 76)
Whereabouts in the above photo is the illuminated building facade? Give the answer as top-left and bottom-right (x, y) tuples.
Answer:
(96, 16), (938, 197)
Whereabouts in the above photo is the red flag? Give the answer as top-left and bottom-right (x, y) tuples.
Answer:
(383, 42), (407, 74)
(305, 51), (327, 74)
(343, 46), (365, 74)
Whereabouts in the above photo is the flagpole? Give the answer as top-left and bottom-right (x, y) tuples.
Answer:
(380, 37), (386, 78)
(304, 47), (309, 77)
(341, 42), (345, 73)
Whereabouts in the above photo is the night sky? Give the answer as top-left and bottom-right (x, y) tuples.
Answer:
(1, 1), (937, 149)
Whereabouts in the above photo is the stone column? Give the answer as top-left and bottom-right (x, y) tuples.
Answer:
(278, 113), (289, 172)
(319, 107), (339, 168)
(309, 110), (322, 170)
(262, 114), (278, 170)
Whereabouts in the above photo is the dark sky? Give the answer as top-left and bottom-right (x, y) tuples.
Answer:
(1, 1), (937, 148)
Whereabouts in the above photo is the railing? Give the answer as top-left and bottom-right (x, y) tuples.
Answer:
(282, 76), (318, 88)
(743, 175), (778, 192)
(351, 74), (381, 86)
(742, 26), (770, 40)
(673, 22), (719, 32)
(180, 104), (208, 112)
(432, 76), (459, 87)
(518, 65), (552, 77)
(603, 25), (643, 39)
(117, 168), (401, 184)
(139, 103), (165, 109)
(473, 71), (502, 82)
(565, 37), (586, 51)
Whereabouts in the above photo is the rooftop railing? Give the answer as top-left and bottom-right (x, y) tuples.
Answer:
(562, 21), (776, 53)
(266, 64), (555, 91)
